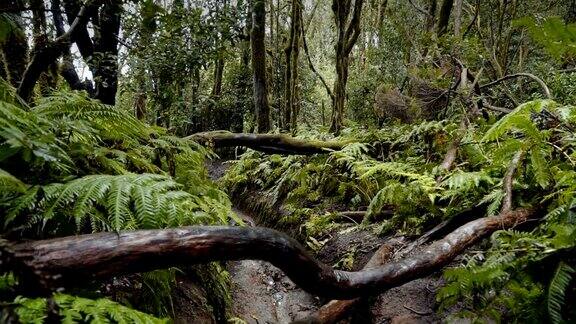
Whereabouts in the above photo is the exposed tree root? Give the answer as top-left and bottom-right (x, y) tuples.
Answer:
(187, 131), (349, 155)
(2, 208), (534, 300)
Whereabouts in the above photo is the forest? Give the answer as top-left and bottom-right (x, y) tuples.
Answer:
(1, 0), (576, 323)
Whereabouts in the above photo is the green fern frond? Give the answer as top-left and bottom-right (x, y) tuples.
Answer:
(530, 144), (552, 188)
(442, 171), (494, 191)
(548, 262), (575, 324)
(482, 100), (553, 143)
(0, 168), (26, 195)
(8, 174), (218, 232)
(14, 294), (168, 324)
(34, 91), (150, 141)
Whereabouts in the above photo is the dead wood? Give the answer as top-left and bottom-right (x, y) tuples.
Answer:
(186, 131), (349, 155)
(2, 208), (534, 300)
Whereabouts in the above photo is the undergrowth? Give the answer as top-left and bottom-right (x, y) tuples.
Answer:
(221, 100), (576, 322)
(0, 80), (234, 322)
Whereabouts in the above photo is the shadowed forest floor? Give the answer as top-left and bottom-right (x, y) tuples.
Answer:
(204, 159), (455, 323)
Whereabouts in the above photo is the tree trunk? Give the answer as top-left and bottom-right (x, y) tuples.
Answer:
(251, 0), (271, 133)
(331, 54), (348, 134)
(211, 56), (225, 97)
(330, 0), (364, 134)
(425, 0), (437, 32)
(93, 0), (121, 105)
(2, 209), (534, 298)
(453, 0), (463, 38)
(284, 0), (303, 133)
(376, 0), (388, 35)
(436, 0), (453, 36)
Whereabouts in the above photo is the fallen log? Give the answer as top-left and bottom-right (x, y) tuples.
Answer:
(1, 208), (533, 299)
(186, 131), (348, 155)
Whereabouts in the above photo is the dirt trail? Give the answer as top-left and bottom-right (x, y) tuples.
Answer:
(207, 159), (452, 323)
(208, 160), (321, 323)
(229, 209), (320, 323)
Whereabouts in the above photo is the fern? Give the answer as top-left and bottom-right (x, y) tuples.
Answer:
(515, 16), (576, 61)
(34, 91), (150, 141)
(548, 262), (575, 324)
(0, 168), (26, 196)
(482, 100), (553, 143)
(19, 173), (219, 231)
(14, 294), (168, 324)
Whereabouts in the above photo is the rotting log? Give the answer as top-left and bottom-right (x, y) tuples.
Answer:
(1, 208), (533, 299)
(186, 131), (349, 155)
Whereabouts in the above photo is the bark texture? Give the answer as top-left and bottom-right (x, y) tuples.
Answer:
(251, 0), (271, 132)
(2, 208), (533, 299)
(186, 131), (348, 155)
(436, 0), (453, 36)
(283, 0), (303, 132)
(330, 0), (364, 134)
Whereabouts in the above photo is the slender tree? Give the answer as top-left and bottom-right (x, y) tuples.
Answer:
(330, 0), (364, 134)
(283, 0), (302, 132)
(251, 0), (271, 133)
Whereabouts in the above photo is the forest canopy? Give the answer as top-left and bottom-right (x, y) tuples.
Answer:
(1, 0), (576, 323)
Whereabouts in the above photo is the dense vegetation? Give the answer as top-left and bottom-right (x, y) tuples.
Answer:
(1, 0), (576, 323)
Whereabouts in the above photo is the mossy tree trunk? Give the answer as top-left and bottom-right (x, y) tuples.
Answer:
(330, 0), (364, 134)
(283, 0), (303, 133)
(251, 0), (271, 133)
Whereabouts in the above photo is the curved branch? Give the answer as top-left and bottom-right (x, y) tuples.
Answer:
(480, 73), (552, 99)
(17, 0), (100, 101)
(186, 131), (348, 155)
(2, 208), (533, 299)
(293, 238), (404, 324)
(300, 19), (334, 102)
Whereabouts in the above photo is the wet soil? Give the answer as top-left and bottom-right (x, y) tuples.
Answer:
(204, 159), (457, 323)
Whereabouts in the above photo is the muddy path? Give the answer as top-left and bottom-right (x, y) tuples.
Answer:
(229, 209), (321, 323)
(207, 159), (455, 323)
(209, 160), (321, 323)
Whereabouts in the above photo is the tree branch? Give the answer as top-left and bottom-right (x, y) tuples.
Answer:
(300, 11), (335, 102)
(407, 0), (432, 17)
(2, 208), (534, 299)
(343, 0), (364, 54)
(501, 150), (523, 213)
(480, 73), (552, 99)
(293, 238), (405, 324)
(17, 0), (100, 101)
